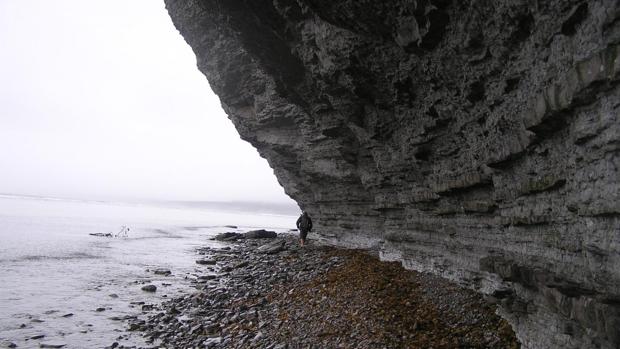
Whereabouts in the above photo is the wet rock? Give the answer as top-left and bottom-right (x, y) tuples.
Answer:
(153, 268), (172, 276)
(0, 340), (17, 348)
(233, 261), (249, 269)
(196, 259), (216, 265)
(31, 334), (45, 340)
(204, 337), (222, 347)
(89, 233), (112, 238)
(141, 285), (157, 292)
(198, 275), (217, 281)
(108, 294), (118, 298)
(109, 315), (135, 321)
(95, 307), (106, 312)
(213, 232), (244, 241)
(131, 236), (517, 349)
(60, 313), (73, 318)
(257, 240), (286, 255)
(244, 230), (277, 239)
(39, 342), (66, 348)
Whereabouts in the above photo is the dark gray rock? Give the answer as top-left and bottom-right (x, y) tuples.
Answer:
(213, 232), (244, 241)
(141, 285), (157, 292)
(257, 240), (286, 255)
(165, 1), (620, 348)
(0, 341), (17, 349)
(153, 268), (171, 276)
(89, 233), (112, 238)
(196, 259), (217, 265)
(39, 342), (65, 349)
(233, 261), (249, 269)
(244, 230), (277, 239)
(198, 274), (218, 281)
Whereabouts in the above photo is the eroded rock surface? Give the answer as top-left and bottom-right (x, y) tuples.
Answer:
(164, 0), (620, 347)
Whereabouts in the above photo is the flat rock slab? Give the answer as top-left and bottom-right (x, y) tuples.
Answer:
(213, 232), (244, 241)
(196, 259), (217, 265)
(257, 240), (286, 254)
(244, 229), (277, 239)
(39, 342), (66, 348)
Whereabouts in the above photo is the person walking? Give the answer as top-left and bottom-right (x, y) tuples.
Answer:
(296, 211), (313, 247)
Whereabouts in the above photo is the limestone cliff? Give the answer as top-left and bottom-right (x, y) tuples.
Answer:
(164, 0), (620, 347)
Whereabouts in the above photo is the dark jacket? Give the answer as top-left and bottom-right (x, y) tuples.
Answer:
(296, 213), (313, 232)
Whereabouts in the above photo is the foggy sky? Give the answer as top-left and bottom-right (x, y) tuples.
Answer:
(0, 1), (295, 204)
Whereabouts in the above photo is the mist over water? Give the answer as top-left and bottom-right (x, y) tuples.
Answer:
(0, 195), (296, 348)
(0, 0), (296, 204)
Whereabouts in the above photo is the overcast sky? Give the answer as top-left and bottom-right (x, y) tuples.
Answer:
(0, 1), (294, 204)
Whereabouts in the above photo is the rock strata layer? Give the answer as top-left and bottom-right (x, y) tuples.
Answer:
(164, 1), (620, 347)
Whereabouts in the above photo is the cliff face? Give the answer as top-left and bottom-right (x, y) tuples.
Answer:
(165, 0), (620, 347)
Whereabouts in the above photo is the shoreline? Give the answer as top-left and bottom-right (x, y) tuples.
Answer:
(114, 233), (519, 349)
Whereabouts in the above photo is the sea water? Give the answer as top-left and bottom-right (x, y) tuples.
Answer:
(0, 195), (296, 348)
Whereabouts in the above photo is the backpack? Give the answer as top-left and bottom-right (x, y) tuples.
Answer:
(298, 214), (312, 231)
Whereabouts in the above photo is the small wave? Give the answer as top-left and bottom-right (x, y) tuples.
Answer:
(182, 226), (217, 231)
(153, 229), (171, 235)
(1, 252), (101, 263)
(148, 229), (183, 239)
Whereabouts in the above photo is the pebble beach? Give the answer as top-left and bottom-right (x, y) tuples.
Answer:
(114, 232), (520, 349)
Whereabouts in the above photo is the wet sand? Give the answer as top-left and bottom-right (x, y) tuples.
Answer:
(116, 234), (519, 349)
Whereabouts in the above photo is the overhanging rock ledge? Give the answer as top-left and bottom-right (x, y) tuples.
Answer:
(164, 0), (620, 347)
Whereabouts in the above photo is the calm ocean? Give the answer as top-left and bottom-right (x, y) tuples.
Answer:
(0, 195), (296, 348)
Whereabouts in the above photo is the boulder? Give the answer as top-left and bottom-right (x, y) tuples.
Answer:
(141, 285), (157, 292)
(153, 268), (171, 275)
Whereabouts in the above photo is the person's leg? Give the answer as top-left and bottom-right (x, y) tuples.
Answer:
(300, 230), (308, 246)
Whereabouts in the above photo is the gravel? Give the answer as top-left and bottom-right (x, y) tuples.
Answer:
(112, 235), (519, 349)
